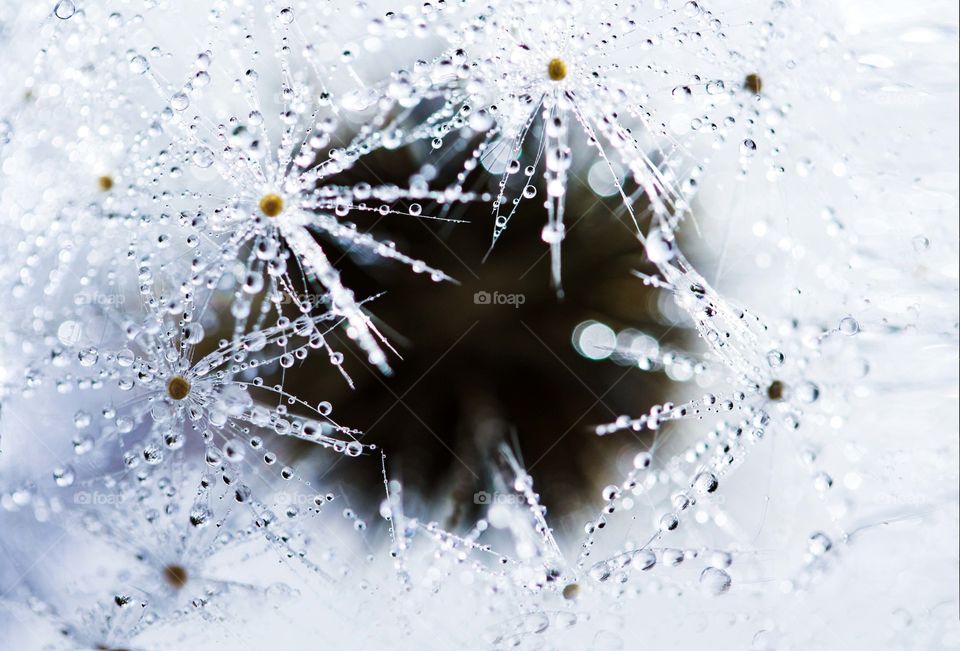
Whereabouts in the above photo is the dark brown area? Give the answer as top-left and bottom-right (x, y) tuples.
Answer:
(767, 380), (784, 401)
(744, 73), (763, 95)
(270, 136), (673, 522)
(162, 564), (189, 590)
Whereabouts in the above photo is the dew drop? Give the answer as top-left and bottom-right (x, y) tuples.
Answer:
(170, 92), (190, 111)
(129, 55), (149, 74)
(645, 229), (675, 263)
(699, 566), (732, 595)
(53, 465), (75, 487)
(838, 316), (859, 336)
(53, 0), (76, 19)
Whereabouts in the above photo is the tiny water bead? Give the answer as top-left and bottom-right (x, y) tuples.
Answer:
(839, 316), (860, 336)
(808, 532), (833, 556)
(547, 58), (567, 82)
(259, 193), (285, 217)
(162, 564), (189, 589)
(744, 73), (763, 94)
(98, 176), (114, 191)
(166, 375), (191, 401)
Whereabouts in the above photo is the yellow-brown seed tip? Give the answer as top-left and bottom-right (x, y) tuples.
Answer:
(767, 380), (784, 401)
(259, 193), (284, 217)
(163, 564), (189, 589)
(98, 175), (114, 191)
(167, 375), (191, 401)
(547, 58), (567, 82)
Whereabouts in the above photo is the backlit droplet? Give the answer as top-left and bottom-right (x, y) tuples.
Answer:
(277, 7), (294, 25)
(645, 229), (676, 263)
(839, 316), (859, 335)
(170, 92), (190, 111)
(53, 465), (75, 487)
(129, 55), (149, 74)
(54, 0), (76, 19)
(808, 532), (833, 556)
(693, 471), (719, 494)
(700, 567), (732, 595)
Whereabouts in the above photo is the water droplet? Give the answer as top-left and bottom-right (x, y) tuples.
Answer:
(170, 92), (190, 111)
(838, 316), (859, 336)
(602, 485), (621, 501)
(808, 531), (832, 556)
(54, 0), (76, 20)
(645, 229), (675, 263)
(192, 147), (214, 168)
(693, 471), (719, 494)
(53, 465), (75, 487)
(128, 55), (150, 75)
(277, 7), (294, 24)
(796, 381), (820, 403)
(699, 567), (732, 595)
(78, 347), (98, 367)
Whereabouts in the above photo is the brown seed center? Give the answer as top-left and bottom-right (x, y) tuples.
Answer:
(259, 193), (284, 217)
(98, 176), (114, 191)
(163, 563), (189, 589)
(744, 73), (763, 94)
(167, 375), (191, 401)
(547, 58), (567, 82)
(767, 380), (785, 401)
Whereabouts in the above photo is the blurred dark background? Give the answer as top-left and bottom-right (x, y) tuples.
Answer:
(277, 134), (670, 524)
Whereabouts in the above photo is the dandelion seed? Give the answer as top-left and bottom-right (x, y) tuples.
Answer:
(547, 58), (567, 81)
(258, 193), (284, 218)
